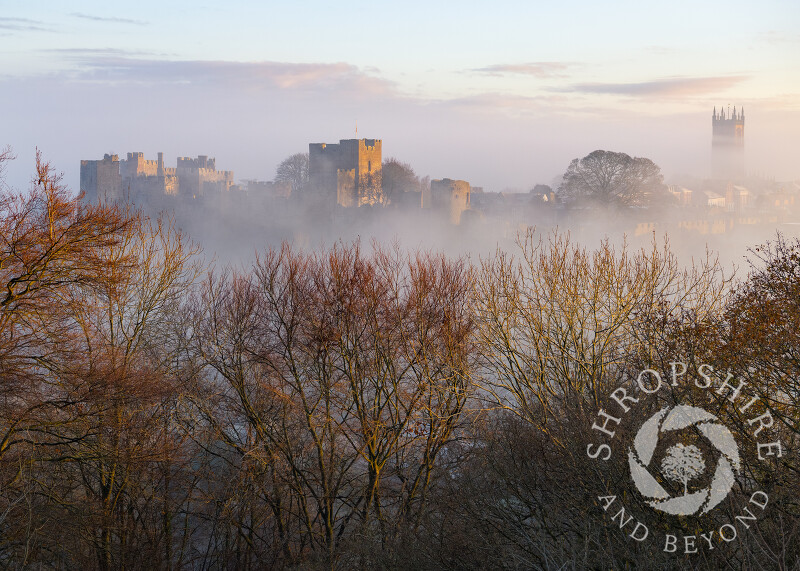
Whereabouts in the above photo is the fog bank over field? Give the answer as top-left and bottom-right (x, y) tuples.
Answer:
(158, 191), (800, 280)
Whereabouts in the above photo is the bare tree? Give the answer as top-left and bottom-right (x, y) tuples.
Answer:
(470, 229), (728, 567)
(0, 151), (132, 465)
(0, 145), (14, 191)
(722, 233), (800, 439)
(475, 229), (726, 430)
(12, 212), (201, 569)
(186, 241), (476, 567)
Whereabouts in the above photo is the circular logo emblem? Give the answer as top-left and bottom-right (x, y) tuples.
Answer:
(628, 405), (741, 516)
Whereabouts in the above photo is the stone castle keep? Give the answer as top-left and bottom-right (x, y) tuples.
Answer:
(80, 152), (234, 204)
(426, 178), (471, 225)
(712, 106), (745, 180)
(309, 139), (383, 207)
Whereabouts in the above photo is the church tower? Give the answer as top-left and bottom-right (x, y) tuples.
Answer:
(712, 105), (745, 179)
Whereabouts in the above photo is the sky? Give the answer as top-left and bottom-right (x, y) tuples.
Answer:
(1, 0), (799, 193)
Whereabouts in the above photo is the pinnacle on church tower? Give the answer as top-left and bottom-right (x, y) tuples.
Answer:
(711, 104), (745, 179)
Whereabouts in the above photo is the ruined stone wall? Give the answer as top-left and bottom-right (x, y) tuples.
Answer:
(337, 169), (356, 207)
(246, 180), (292, 199)
(80, 154), (122, 203)
(431, 178), (471, 224)
(177, 169), (201, 198)
(121, 152), (159, 179)
(309, 142), (341, 204)
(200, 179), (232, 195)
(176, 157), (234, 197)
(81, 152), (234, 203)
(164, 174), (179, 196)
(177, 155), (215, 170)
(127, 174), (177, 203)
(196, 167), (233, 184)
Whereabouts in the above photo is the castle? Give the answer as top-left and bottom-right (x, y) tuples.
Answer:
(80, 140), (479, 230)
(80, 152), (234, 204)
(712, 106), (745, 180)
(308, 139), (383, 207)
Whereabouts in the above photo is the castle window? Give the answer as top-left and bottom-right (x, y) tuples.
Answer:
(368, 160), (371, 172)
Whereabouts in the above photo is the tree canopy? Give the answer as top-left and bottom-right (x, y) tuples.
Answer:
(558, 150), (669, 207)
(274, 152), (309, 194)
(381, 157), (419, 203)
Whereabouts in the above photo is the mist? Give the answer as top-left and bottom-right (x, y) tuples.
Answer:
(2, 68), (799, 198)
(2, 2), (800, 568)
(0, 78), (796, 275)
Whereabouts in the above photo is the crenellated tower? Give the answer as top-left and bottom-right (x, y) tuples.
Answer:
(712, 105), (745, 179)
(308, 138), (382, 207)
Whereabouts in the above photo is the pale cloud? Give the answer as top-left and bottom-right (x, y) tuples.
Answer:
(644, 46), (677, 56)
(471, 62), (574, 78)
(561, 76), (749, 97)
(442, 92), (567, 112)
(61, 57), (395, 96)
(0, 17), (52, 32)
(70, 12), (148, 26)
(742, 93), (800, 110)
(757, 30), (800, 45)
(44, 48), (167, 57)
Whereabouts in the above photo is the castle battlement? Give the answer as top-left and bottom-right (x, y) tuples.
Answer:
(428, 178), (471, 224)
(81, 151), (235, 203)
(309, 138), (383, 207)
(177, 155), (217, 170)
(178, 166), (233, 177)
